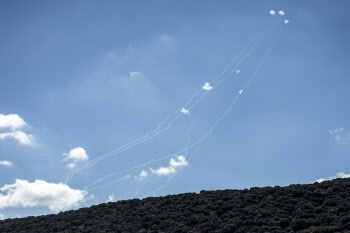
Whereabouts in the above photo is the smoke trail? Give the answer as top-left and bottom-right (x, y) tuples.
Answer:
(67, 34), (261, 184)
(85, 41), (274, 189)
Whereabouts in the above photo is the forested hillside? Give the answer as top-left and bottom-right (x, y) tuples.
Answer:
(1, 178), (350, 232)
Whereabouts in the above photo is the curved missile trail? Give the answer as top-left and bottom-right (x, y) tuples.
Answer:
(85, 40), (274, 190)
(187, 36), (264, 112)
(65, 35), (262, 184)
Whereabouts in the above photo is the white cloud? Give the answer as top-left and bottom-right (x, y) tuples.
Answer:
(238, 90), (243, 94)
(0, 114), (27, 130)
(181, 108), (190, 115)
(313, 172), (350, 183)
(65, 163), (76, 169)
(150, 166), (176, 176)
(202, 82), (212, 91)
(107, 194), (115, 202)
(0, 160), (13, 167)
(270, 10), (276, 16)
(284, 20), (289, 24)
(169, 155), (188, 167)
(0, 212), (5, 220)
(130, 72), (141, 78)
(236, 70), (240, 74)
(0, 131), (35, 146)
(0, 179), (87, 212)
(150, 155), (188, 176)
(279, 11), (285, 16)
(134, 170), (148, 181)
(63, 147), (89, 161)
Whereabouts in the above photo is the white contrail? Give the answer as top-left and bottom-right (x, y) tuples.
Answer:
(85, 92), (241, 188)
(85, 40), (275, 189)
(67, 34), (261, 184)
(65, 113), (183, 183)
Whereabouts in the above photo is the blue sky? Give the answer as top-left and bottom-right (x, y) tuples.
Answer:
(1, 0), (350, 219)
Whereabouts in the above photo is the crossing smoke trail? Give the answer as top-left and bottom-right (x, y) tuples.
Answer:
(65, 34), (259, 183)
(84, 41), (274, 190)
(186, 36), (264, 112)
(65, 34), (261, 184)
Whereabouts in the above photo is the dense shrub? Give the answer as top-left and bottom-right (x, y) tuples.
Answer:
(1, 178), (350, 232)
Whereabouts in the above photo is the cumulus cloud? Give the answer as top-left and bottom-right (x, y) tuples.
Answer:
(0, 179), (87, 212)
(279, 11), (285, 16)
(134, 170), (148, 181)
(181, 108), (190, 115)
(313, 172), (350, 183)
(130, 72), (141, 78)
(0, 131), (35, 146)
(65, 163), (76, 169)
(170, 155), (188, 167)
(150, 155), (188, 176)
(63, 147), (89, 161)
(202, 82), (212, 91)
(284, 20), (289, 24)
(236, 70), (240, 74)
(0, 160), (13, 167)
(0, 114), (27, 130)
(270, 10), (276, 16)
(150, 166), (176, 176)
(107, 194), (115, 202)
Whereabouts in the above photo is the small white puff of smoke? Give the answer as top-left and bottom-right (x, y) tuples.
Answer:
(270, 10), (276, 16)
(236, 70), (240, 74)
(202, 82), (213, 91)
(181, 108), (190, 115)
(279, 11), (285, 16)
(284, 20), (289, 24)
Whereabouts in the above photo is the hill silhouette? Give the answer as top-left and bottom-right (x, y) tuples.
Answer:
(1, 178), (350, 232)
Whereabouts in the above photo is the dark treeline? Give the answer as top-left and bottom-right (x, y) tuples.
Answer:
(1, 178), (350, 232)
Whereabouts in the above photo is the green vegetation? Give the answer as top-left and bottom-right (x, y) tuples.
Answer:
(1, 178), (350, 232)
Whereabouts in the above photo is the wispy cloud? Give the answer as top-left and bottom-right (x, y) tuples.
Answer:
(134, 170), (148, 181)
(65, 163), (76, 169)
(0, 212), (5, 220)
(329, 128), (345, 141)
(0, 160), (13, 167)
(130, 72), (141, 78)
(0, 179), (87, 212)
(150, 155), (188, 176)
(107, 194), (115, 202)
(0, 131), (35, 146)
(312, 172), (350, 183)
(63, 147), (89, 161)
